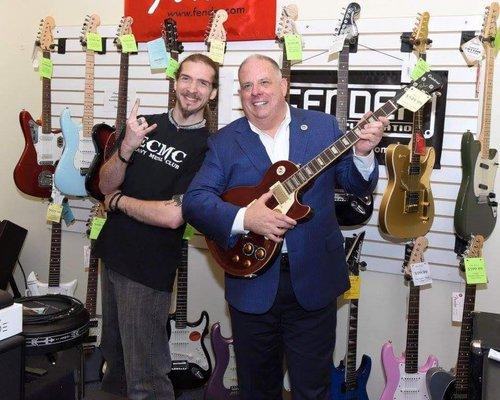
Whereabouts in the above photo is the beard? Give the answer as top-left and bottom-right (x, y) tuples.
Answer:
(177, 90), (204, 119)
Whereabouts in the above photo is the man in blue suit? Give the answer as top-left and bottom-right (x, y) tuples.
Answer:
(183, 54), (388, 399)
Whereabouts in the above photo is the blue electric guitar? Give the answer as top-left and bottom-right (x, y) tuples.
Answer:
(54, 14), (100, 196)
(330, 231), (371, 400)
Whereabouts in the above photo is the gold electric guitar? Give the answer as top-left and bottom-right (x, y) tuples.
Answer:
(379, 12), (436, 240)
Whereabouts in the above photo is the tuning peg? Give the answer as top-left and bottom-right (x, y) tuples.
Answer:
(359, 261), (367, 271)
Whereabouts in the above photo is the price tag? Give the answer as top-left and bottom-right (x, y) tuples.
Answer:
(86, 32), (103, 52)
(209, 39), (226, 64)
(166, 58), (179, 79)
(39, 57), (53, 79)
(183, 224), (195, 241)
(119, 34), (138, 53)
(495, 29), (500, 52)
(343, 275), (360, 300)
(396, 86), (431, 112)
(284, 34), (303, 61)
(147, 37), (169, 69)
(410, 261), (432, 286)
(83, 245), (91, 271)
(61, 201), (75, 226)
(461, 36), (484, 64)
(328, 34), (347, 55)
(410, 58), (431, 81)
(488, 348), (500, 362)
(401, 52), (418, 83)
(32, 43), (41, 68)
(89, 217), (106, 240)
(51, 186), (65, 205)
(46, 203), (63, 223)
(464, 257), (488, 284)
(452, 292), (464, 322)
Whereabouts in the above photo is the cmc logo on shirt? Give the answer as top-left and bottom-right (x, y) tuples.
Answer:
(136, 136), (187, 169)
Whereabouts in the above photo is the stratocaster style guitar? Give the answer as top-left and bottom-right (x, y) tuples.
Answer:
(163, 18), (184, 110)
(380, 236), (438, 400)
(425, 235), (484, 400)
(379, 12), (435, 240)
(331, 231), (371, 400)
(454, 3), (499, 240)
(54, 14), (100, 197)
(14, 16), (63, 198)
(167, 235), (212, 390)
(276, 4), (298, 104)
(206, 73), (443, 277)
(204, 322), (241, 400)
(331, 3), (374, 227)
(85, 17), (134, 201)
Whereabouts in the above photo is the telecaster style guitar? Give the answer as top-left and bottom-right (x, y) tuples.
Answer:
(85, 16), (134, 201)
(167, 233), (212, 391)
(426, 235), (484, 400)
(54, 14), (100, 197)
(379, 12), (436, 240)
(206, 73), (443, 277)
(380, 236), (438, 400)
(330, 3), (374, 227)
(454, 2), (499, 240)
(14, 16), (63, 198)
(330, 231), (371, 400)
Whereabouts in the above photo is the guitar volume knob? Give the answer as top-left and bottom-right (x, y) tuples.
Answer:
(255, 248), (266, 260)
(243, 243), (254, 255)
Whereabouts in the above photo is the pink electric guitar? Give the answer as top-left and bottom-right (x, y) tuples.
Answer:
(380, 236), (438, 400)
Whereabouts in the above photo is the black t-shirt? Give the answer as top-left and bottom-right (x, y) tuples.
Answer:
(94, 114), (209, 291)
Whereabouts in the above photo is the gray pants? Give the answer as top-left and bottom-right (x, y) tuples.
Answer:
(100, 267), (175, 400)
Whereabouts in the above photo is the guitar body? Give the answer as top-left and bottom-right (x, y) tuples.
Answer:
(426, 367), (454, 400)
(206, 160), (310, 277)
(85, 122), (115, 201)
(380, 341), (438, 400)
(454, 131), (498, 239)
(14, 110), (60, 198)
(26, 271), (77, 297)
(334, 190), (374, 226)
(330, 354), (371, 400)
(379, 143), (435, 239)
(204, 322), (241, 400)
(167, 310), (212, 390)
(54, 108), (88, 197)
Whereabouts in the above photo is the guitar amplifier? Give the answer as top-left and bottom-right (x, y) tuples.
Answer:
(0, 220), (27, 291)
(0, 334), (25, 400)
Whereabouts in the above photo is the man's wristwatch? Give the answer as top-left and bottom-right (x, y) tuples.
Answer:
(172, 194), (183, 207)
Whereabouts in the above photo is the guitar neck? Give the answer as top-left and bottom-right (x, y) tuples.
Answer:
(410, 52), (426, 163)
(454, 283), (477, 395)
(336, 43), (350, 133)
(404, 281), (420, 373)
(281, 47), (292, 103)
(168, 52), (179, 111)
(85, 241), (99, 318)
(41, 50), (52, 134)
(82, 50), (95, 138)
(115, 52), (130, 135)
(48, 221), (62, 287)
(344, 298), (359, 388)
(479, 46), (494, 158)
(174, 239), (188, 329)
(206, 62), (220, 134)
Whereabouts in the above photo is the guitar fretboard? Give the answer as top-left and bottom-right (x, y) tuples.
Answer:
(174, 239), (188, 329)
(336, 43), (350, 133)
(479, 46), (494, 159)
(345, 298), (359, 389)
(82, 50), (95, 138)
(41, 50), (52, 135)
(281, 47), (292, 103)
(48, 221), (62, 287)
(85, 242), (99, 318)
(405, 280), (420, 373)
(115, 52), (130, 135)
(168, 52), (179, 111)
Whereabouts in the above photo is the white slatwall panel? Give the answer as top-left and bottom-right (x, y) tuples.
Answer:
(51, 14), (484, 282)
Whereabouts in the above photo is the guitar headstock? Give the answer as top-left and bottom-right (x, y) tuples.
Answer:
(345, 231), (365, 276)
(114, 16), (134, 48)
(80, 14), (101, 47)
(480, 2), (499, 47)
(459, 235), (484, 271)
(206, 10), (228, 44)
(276, 4), (299, 41)
(394, 71), (443, 102)
(162, 18), (184, 54)
(403, 236), (428, 280)
(410, 12), (431, 54)
(36, 16), (56, 52)
(334, 2), (361, 40)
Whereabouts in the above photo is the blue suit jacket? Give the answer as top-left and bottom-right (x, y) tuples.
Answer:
(183, 107), (378, 314)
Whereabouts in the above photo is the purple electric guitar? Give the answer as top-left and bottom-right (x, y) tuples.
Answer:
(380, 236), (438, 400)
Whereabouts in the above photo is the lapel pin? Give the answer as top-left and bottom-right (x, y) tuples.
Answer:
(300, 124), (308, 131)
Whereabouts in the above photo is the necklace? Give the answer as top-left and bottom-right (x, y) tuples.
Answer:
(168, 109), (206, 130)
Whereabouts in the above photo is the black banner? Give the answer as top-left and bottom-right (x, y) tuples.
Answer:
(289, 70), (448, 168)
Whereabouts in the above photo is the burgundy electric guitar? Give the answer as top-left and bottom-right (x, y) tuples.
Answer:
(206, 73), (443, 277)
(14, 16), (63, 198)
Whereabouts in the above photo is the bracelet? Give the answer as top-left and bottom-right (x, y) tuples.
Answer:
(114, 194), (124, 212)
(118, 146), (133, 164)
(108, 192), (121, 212)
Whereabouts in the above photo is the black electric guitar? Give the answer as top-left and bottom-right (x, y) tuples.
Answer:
(331, 3), (374, 227)
(167, 231), (212, 390)
(162, 18), (184, 110)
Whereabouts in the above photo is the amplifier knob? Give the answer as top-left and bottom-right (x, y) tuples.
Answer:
(255, 248), (266, 260)
(243, 243), (254, 255)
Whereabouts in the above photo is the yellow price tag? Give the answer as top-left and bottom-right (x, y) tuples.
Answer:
(120, 34), (138, 53)
(166, 58), (179, 79)
(183, 224), (195, 241)
(89, 217), (106, 240)
(495, 28), (500, 52)
(284, 34), (303, 61)
(46, 203), (63, 223)
(343, 275), (361, 300)
(410, 58), (431, 81)
(39, 57), (53, 79)
(464, 257), (488, 284)
(209, 40), (225, 64)
(86, 32), (103, 52)
(396, 86), (431, 113)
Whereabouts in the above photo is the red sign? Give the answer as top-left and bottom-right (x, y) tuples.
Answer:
(124, 0), (277, 42)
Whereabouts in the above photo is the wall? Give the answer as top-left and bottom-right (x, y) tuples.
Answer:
(1, 0), (499, 397)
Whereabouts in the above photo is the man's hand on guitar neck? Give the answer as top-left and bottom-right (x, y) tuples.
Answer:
(353, 112), (389, 157)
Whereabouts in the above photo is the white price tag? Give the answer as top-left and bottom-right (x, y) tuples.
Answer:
(32, 43), (41, 69)
(51, 186), (65, 205)
(410, 261), (432, 286)
(329, 34), (348, 55)
(488, 348), (500, 362)
(84, 245), (91, 271)
(401, 52), (418, 84)
(396, 86), (431, 112)
(452, 292), (465, 322)
(461, 36), (484, 65)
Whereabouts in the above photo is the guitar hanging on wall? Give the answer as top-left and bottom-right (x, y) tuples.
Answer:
(206, 72), (444, 277)
(379, 12), (436, 240)
(163, 18), (184, 110)
(14, 16), (63, 199)
(54, 14), (100, 197)
(276, 4), (298, 104)
(454, 2), (499, 240)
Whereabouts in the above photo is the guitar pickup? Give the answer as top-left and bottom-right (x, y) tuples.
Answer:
(171, 360), (188, 370)
(479, 163), (490, 170)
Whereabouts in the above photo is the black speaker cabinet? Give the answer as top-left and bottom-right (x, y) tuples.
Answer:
(0, 334), (25, 400)
(0, 220), (27, 291)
